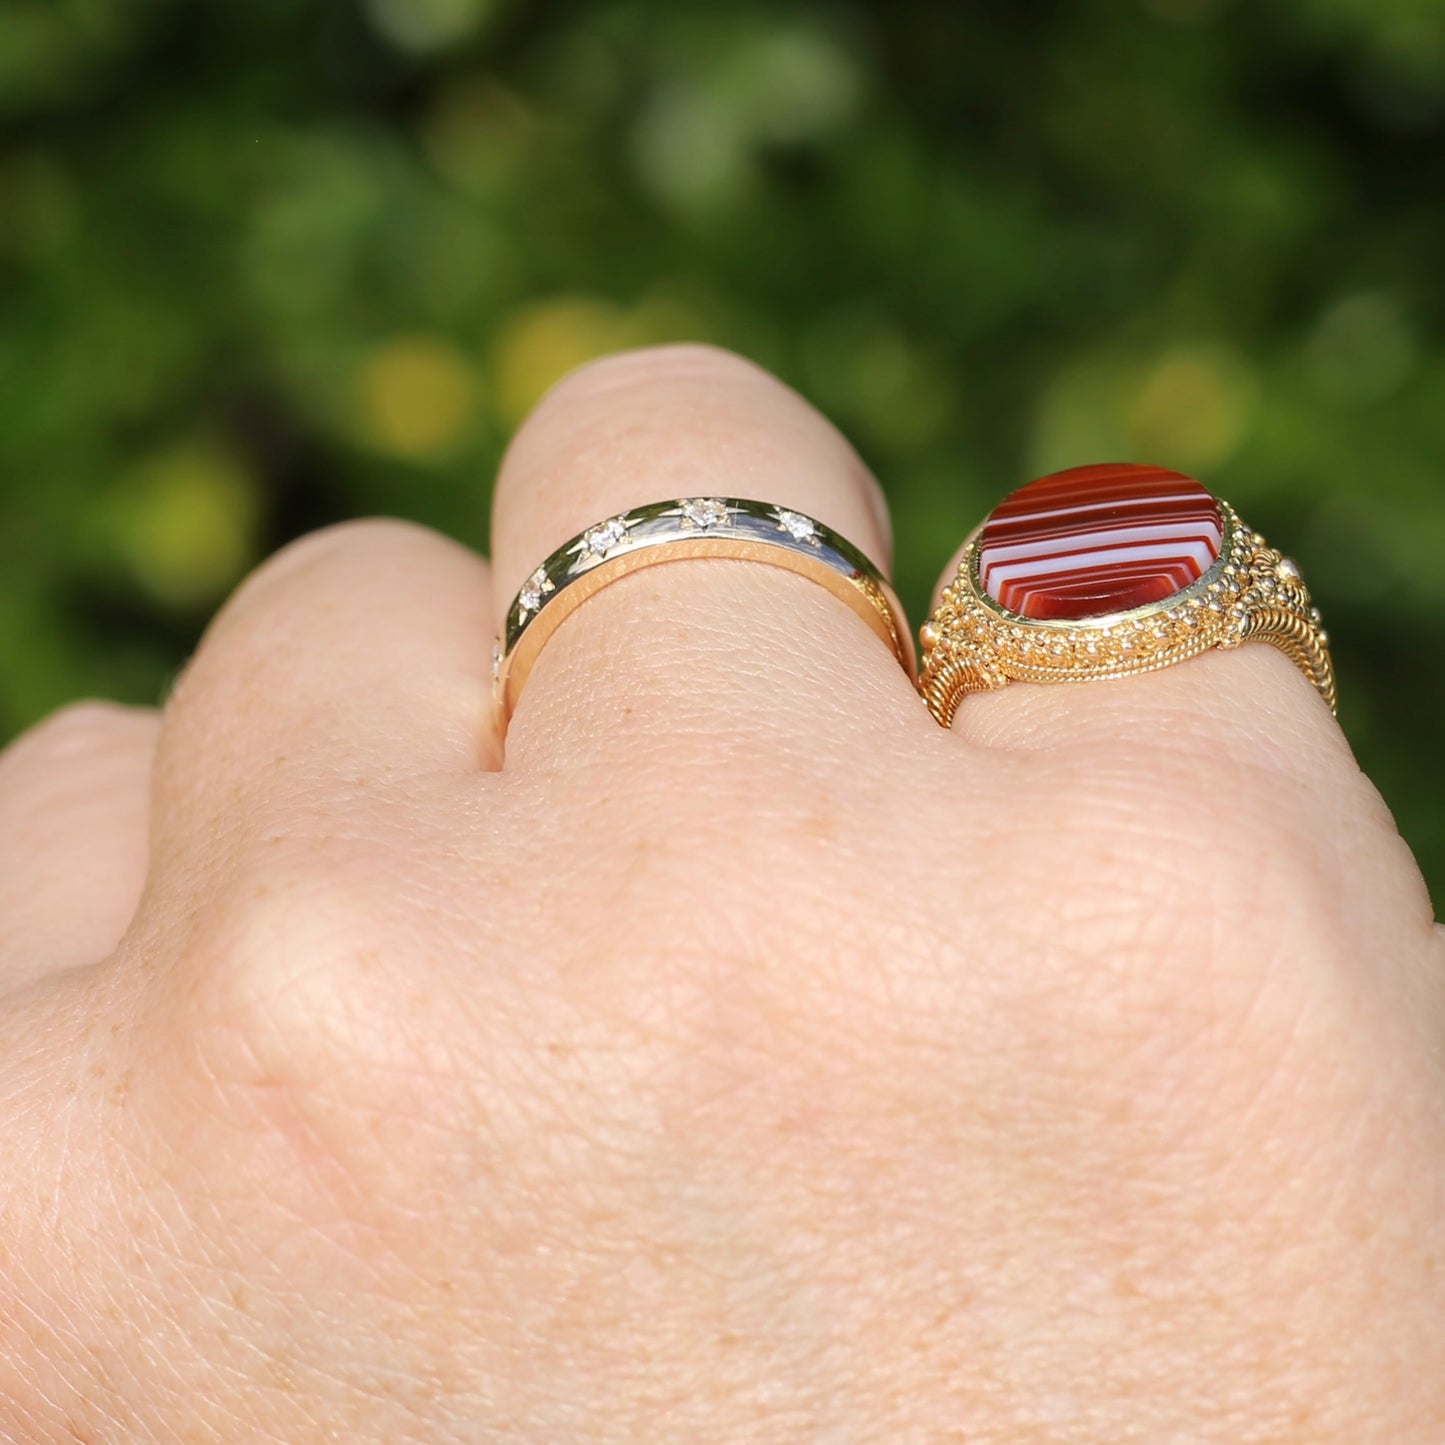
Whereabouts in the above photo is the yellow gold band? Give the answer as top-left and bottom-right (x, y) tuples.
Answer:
(494, 497), (914, 720)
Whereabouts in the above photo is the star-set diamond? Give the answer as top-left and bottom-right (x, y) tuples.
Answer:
(581, 515), (630, 558)
(679, 497), (730, 530)
(773, 508), (819, 544)
(517, 566), (553, 616)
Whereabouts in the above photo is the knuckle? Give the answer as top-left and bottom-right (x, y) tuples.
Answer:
(498, 343), (778, 500)
(159, 517), (446, 741)
(213, 517), (439, 624)
(13, 699), (149, 752)
(185, 854), (419, 1079)
(493, 336), (889, 608)
(150, 848), (486, 1194)
(538, 341), (763, 412)
(963, 757), (1350, 1101)
(0, 701), (154, 783)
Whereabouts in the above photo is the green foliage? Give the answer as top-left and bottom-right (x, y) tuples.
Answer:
(1, 0), (1442, 901)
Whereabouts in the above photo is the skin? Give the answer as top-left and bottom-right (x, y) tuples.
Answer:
(0, 344), (1441, 1442)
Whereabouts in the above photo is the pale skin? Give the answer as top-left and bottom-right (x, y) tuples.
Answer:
(1, 345), (1442, 1441)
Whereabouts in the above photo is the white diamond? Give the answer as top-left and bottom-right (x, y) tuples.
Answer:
(680, 497), (729, 529)
(490, 640), (503, 685)
(1277, 557), (1302, 581)
(518, 567), (551, 615)
(774, 508), (817, 544)
(582, 515), (628, 557)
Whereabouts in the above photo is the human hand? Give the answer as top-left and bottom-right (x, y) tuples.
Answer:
(2, 346), (1441, 1441)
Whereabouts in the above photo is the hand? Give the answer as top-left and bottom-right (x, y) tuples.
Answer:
(2, 346), (1441, 1442)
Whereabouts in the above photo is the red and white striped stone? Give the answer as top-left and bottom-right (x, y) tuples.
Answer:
(979, 463), (1224, 621)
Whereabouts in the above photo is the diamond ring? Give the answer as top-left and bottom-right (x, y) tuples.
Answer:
(494, 498), (915, 720)
(919, 463), (1337, 727)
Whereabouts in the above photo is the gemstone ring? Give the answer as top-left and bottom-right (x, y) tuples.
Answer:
(494, 497), (915, 721)
(918, 463), (1337, 727)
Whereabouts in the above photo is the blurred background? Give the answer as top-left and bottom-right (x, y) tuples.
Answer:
(0, 0), (1441, 904)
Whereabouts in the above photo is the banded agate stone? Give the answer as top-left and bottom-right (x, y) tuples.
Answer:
(979, 463), (1224, 622)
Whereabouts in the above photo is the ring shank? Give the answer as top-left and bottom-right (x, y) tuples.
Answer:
(494, 499), (914, 720)
(1238, 606), (1337, 714)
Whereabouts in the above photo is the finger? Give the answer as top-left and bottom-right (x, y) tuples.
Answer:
(0, 703), (159, 987)
(491, 344), (918, 766)
(149, 520), (498, 868)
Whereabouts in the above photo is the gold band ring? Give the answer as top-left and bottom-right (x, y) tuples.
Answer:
(920, 463), (1336, 727)
(494, 497), (914, 720)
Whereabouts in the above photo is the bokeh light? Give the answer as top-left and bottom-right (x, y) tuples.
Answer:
(364, 0), (498, 55)
(356, 335), (480, 460)
(113, 442), (261, 610)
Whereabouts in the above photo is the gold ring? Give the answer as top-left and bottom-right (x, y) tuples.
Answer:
(494, 497), (915, 720)
(920, 463), (1336, 727)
